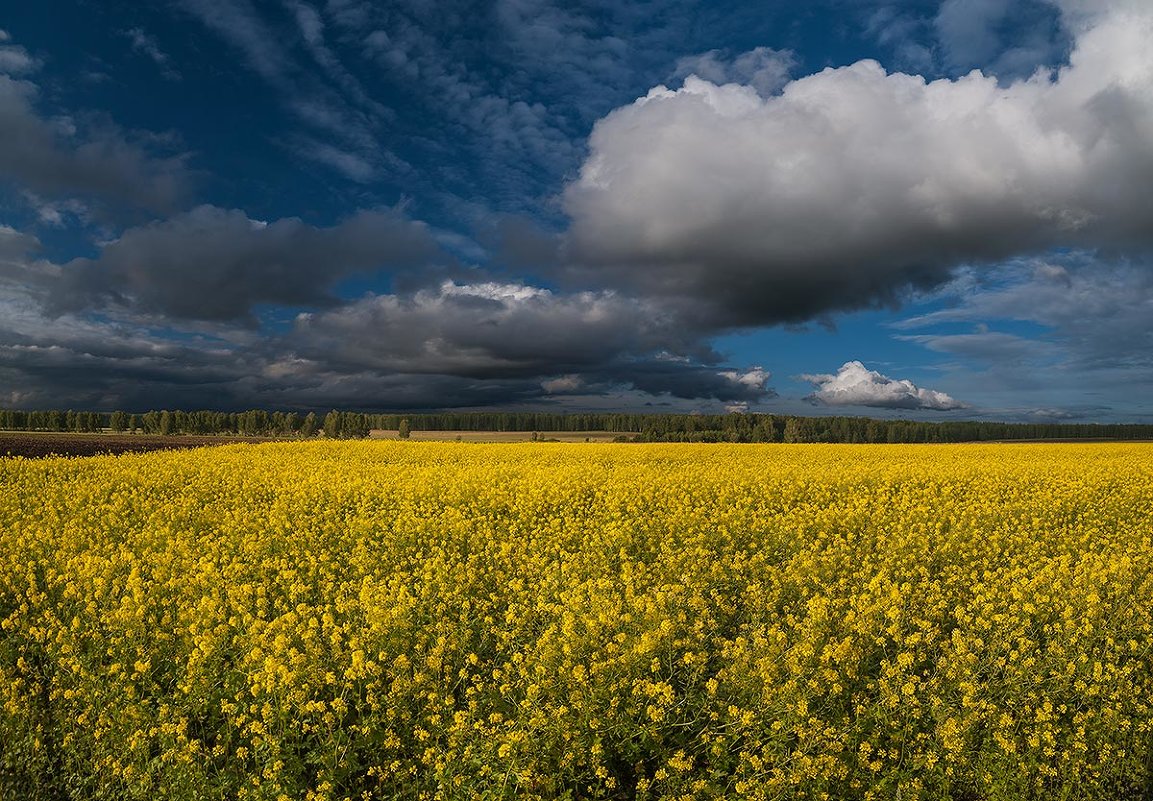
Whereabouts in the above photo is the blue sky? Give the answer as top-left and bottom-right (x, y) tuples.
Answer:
(1, 0), (1151, 419)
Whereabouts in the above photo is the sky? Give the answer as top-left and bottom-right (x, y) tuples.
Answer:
(1, 0), (1151, 420)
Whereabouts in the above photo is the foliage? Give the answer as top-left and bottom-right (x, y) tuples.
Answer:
(4, 408), (1153, 443)
(2, 443), (1153, 799)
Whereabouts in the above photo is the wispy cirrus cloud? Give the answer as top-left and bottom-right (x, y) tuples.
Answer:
(175, 0), (394, 182)
(124, 27), (181, 80)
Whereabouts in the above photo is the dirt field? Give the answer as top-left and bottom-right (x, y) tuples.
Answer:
(0, 432), (274, 459)
(369, 429), (632, 443)
(0, 430), (635, 458)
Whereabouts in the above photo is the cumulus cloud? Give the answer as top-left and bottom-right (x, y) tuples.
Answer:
(802, 361), (966, 410)
(52, 205), (446, 322)
(719, 366), (772, 391)
(564, 0), (1153, 327)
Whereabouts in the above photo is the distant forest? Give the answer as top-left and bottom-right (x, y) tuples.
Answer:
(2, 408), (1151, 443)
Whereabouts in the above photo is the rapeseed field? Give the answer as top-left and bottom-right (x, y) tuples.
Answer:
(1, 442), (1151, 800)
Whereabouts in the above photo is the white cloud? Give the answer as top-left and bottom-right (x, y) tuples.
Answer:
(541, 374), (583, 393)
(565, 0), (1153, 326)
(440, 281), (550, 303)
(719, 366), (771, 390)
(802, 361), (966, 410)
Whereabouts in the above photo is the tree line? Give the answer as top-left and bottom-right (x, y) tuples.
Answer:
(0, 409), (367, 438)
(1, 408), (1152, 443)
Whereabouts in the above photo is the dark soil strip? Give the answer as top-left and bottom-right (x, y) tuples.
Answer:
(0, 433), (276, 459)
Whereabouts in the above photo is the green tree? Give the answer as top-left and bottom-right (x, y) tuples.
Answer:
(782, 418), (802, 443)
(397, 419), (411, 440)
(301, 412), (317, 438)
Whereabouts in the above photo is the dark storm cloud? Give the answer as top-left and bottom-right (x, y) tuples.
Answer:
(285, 280), (773, 405)
(288, 280), (773, 403)
(600, 362), (774, 403)
(2, 252), (775, 410)
(564, 0), (1153, 328)
(291, 281), (687, 377)
(50, 205), (447, 323)
(481, 215), (564, 270)
(0, 74), (191, 213)
(0, 299), (257, 410)
(248, 370), (547, 411)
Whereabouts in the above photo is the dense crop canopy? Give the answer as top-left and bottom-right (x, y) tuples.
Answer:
(2, 443), (1152, 800)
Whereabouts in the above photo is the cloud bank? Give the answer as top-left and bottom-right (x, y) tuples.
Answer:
(802, 361), (965, 410)
(565, 0), (1153, 326)
(51, 206), (446, 323)
(291, 281), (774, 403)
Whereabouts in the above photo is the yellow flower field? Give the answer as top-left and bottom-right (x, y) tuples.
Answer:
(2, 442), (1152, 800)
